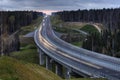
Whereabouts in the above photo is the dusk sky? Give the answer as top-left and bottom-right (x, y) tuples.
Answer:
(1, 0), (120, 14)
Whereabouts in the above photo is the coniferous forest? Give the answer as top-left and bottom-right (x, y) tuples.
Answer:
(0, 11), (43, 55)
(55, 8), (120, 57)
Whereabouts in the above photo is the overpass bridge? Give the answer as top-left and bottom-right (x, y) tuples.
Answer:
(34, 16), (120, 80)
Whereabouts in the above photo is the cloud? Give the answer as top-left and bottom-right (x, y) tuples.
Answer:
(0, 0), (120, 12)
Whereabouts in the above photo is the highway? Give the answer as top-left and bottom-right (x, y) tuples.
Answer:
(34, 15), (120, 80)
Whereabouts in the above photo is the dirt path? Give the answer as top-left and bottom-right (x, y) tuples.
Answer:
(92, 24), (102, 33)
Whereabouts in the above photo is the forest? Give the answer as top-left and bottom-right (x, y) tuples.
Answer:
(54, 8), (120, 57)
(0, 11), (43, 55)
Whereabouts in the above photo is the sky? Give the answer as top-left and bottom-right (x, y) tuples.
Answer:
(1, 0), (120, 14)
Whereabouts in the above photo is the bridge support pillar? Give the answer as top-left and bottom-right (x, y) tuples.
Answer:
(64, 67), (71, 79)
(55, 63), (63, 77)
(46, 56), (52, 70)
(38, 49), (45, 65)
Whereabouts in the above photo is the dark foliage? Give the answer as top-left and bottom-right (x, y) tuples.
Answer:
(0, 11), (43, 55)
(54, 8), (120, 29)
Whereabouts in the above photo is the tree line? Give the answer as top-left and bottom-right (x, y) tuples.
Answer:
(0, 11), (42, 35)
(54, 8), (120, 29)
(0, 11), (43, 55)
(54, 8), (120, 57)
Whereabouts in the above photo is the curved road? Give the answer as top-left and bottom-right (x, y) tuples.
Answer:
(34, 16), (120, 80)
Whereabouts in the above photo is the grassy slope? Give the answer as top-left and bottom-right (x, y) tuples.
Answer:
(80, 25), (99, 34)
(10, 39), (63, 80)
(0, 57), (62, 80)
(11, 48), (39, 64)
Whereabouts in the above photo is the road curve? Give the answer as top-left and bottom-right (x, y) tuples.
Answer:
(34, 16), (120, 80)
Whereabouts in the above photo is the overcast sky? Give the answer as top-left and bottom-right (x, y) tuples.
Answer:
(1, 0), (120, 14)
